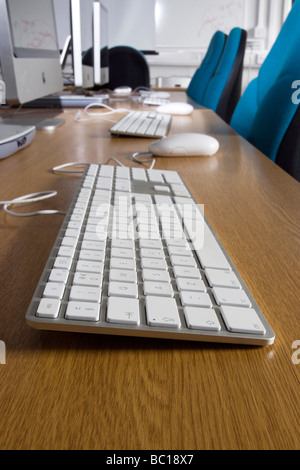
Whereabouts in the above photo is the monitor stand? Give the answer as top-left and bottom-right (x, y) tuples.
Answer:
(22, 90), (110, 109)
(1, 109), (65, 131)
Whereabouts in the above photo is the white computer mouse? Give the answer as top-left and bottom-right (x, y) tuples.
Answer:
(113, 86), (132, 96)
(149, 133), (219, 157)
(156, 102), (194, 115)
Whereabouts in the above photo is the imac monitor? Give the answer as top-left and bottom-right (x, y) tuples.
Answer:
(96, 1), (109, 87)
(77, 0), (109, 89)
(0, 0), (63, 105)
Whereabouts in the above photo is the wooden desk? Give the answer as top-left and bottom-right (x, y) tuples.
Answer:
(0, 99), (299, 450)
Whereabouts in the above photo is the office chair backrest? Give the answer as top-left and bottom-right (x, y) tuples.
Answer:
(275, 100), (300, 181)
(107, 45), (150, 90)
(201, 27), (247, 123)
(231, 0), (300, 138)
(230, 0), (300, 180)
(186, 31), (227, 104)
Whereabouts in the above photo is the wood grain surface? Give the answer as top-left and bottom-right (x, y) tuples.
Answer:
(0, 99), (299, 450)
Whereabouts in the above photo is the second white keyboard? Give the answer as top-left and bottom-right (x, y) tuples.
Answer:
(25, 164), (275, 346)
(110, 111), (171, 138)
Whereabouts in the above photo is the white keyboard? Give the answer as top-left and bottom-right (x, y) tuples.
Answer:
(143, 97), (170, 106)
(110, 111), (171, 138)
(25, 164), (275, 346)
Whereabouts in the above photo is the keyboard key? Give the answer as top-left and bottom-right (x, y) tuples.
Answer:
(116, 166), (130, 179)
(144, 281), (174, 297)
(205, 268), (241, 289)
(142, 269), (171, 283)
(140, 248), (164, 259)
(65, 301), (100, 322)
(54, 257), (73, 270)
(61, 236), (78, 248)
(132, 168), (147, 181)
(107, 297), (140, 325)
(173, 266), (201, 279)
(163, 171), (182, 184)
(220, 306), (266, 335)
(109, 269), (137, 283)
(170, 255), (197, 267)
(81, 241), (105, 251)
(180, 291), (212, 308)
(76, 260), (104, 274)
(43, 282), (65, 300)
(147, 170), (164, 183)
(111, 239), (135, 250)
(73, 272), (103, 288)
(146, 296), (181, 328)
(37, 298), (60, 319)
(58, 245), (76, 258)
(140, 258), (168, 270)
(99, 165), (114, 177)
(111, 247), (135, 259)
(139, 239), (163, 250)
(48, 269), (69, 284)
(110, 258), (136, 270)
(184, 307), (221, 331)
(79, 250), (104, 262)
(195, 226), (231, 270)
(213, 288), (251, 307)
(167, 246), (192, 257)
(176, 277), (206, 292)
(69, 285), (101, 303)
(108, 281), (138, 298)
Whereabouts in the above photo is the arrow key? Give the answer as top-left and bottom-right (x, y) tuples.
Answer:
(146, 296), (181, 328)
(184, 307), (221, 331)
(107, 297), (140, 325)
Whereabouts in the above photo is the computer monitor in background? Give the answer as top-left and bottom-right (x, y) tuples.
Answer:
(70, 0), (109, 89)
(70, 0), (83, 87)
(0, 0), (63, 105)
(92, 1), (109, 88)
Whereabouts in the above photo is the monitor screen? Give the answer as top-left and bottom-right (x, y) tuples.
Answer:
(0, 0), (63, 104)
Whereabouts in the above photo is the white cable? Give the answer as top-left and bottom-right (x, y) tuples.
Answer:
(74, 102), (130, 123)
(52, 162), (88, 174)
(132, 151), (156, 169)
(1, 191), (66, 217)
(1, 155), (155, 218)
(105, 157), (125, 167)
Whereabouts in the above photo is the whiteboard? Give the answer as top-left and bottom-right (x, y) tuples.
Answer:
(156, 0), (245, 48)
(8, 0), (58, 50)
(107, 0), (156, 50)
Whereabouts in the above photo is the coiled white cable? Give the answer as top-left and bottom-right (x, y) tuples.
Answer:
(74, 102), (130, 123)
(132, 152), (156, 169)
(0, 191), (66, 217)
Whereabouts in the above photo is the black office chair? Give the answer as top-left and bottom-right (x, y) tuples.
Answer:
(107, 45), (150, 90)
(275, 103), (300, 181)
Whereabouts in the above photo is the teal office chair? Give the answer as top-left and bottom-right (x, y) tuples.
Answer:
(186, 31), (227, 104)
(201, 27), (247, 123)
(230, 0), (300, 181)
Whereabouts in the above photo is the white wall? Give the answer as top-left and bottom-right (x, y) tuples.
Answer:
(147, 0), (292, 89)
(106, 0), (155, 50)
